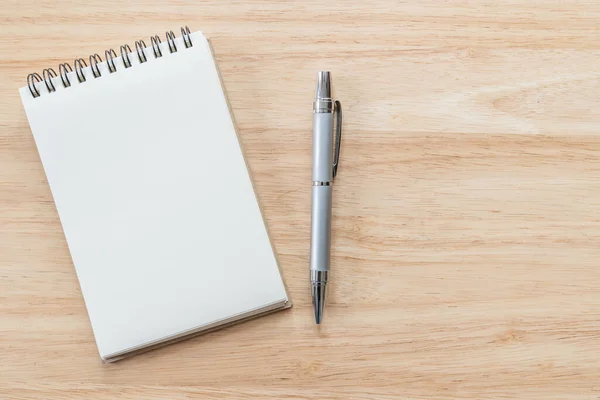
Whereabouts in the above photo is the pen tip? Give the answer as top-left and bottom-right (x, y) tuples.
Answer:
(312, 282), (327, 325)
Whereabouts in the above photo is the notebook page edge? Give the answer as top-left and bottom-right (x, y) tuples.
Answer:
(206, 38), (293, 308)
(101, 298), (291, 362)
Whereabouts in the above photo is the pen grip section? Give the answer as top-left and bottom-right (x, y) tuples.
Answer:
(310, 185), (332, 272)
(312, 113), (334, 182)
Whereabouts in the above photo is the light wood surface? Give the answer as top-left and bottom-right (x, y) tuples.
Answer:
(2, 1), (600, 398)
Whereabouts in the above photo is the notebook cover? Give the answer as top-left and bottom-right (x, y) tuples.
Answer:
(19, 31), (290, 361)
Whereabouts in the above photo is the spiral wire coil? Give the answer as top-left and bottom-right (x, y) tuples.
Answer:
(27, 26), (193, 98)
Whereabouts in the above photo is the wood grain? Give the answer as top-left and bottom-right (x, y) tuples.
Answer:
(2, 1), (600, 398)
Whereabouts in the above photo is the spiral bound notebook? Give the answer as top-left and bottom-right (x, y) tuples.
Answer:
(19, 28), (290, 362)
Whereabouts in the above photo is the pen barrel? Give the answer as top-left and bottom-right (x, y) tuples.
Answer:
(312, 113), (334, 182)
(310, 185), (332, 272)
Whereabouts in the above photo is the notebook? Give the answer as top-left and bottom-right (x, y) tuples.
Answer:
(19, 27), (290, 362)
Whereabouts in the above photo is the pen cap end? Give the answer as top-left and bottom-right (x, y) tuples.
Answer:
(316, 71), (332, 100)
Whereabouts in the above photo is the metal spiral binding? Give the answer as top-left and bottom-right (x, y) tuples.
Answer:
(26, 26), (193, 98)
(135, 40), (148, 63)
(105, 49), (117, 73)
(151, 36), (162, 58)
(27, 73), (42, 97)
(120, 44), (133, 68)
(42, 68), (57, 92)
(59, 63), (73, 87)
(89, 54), (102, 78)
(166, 31), (177, 53)
(74, 58), (88, 82)
(181, 26), (192, 48)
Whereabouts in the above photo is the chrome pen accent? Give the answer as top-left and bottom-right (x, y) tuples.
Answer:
(313, 72), (333, 113)
(311, 270), (329, 325)
(310, 71), (342, 324)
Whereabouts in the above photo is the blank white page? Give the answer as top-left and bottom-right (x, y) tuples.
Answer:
(19, 31), (288, 360)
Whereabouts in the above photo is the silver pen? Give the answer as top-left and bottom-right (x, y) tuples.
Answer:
(311, 71), (342, 324)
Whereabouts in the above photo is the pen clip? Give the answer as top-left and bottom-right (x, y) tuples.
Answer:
(332, 100), (343, 179)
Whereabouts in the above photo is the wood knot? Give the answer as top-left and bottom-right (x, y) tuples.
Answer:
(497, 328), (526, 343)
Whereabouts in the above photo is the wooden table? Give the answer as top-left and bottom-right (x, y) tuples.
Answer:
(2, 1), (600, 398)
